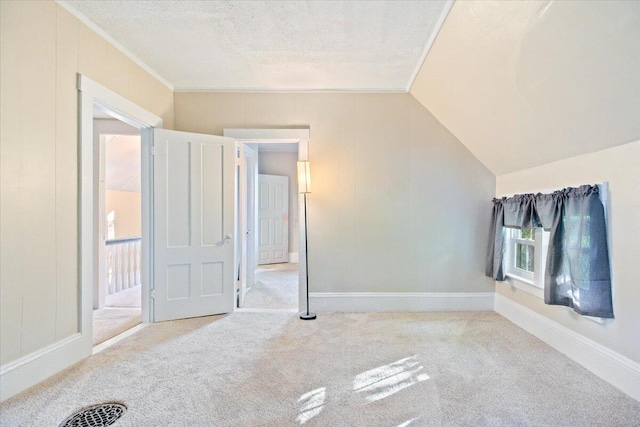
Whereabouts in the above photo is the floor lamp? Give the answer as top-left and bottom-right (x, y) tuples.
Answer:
(298, 161), (316, 320)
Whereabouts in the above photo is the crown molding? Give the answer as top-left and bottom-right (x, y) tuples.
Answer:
(174, 87), (407, 93)
(56, 0), (175, 91)
(406, 0), (455, 92)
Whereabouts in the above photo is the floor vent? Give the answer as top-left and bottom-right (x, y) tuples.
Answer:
(58, 403), (126, 427)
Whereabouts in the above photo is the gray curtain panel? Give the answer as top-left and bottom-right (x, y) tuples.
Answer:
(486, 199), (506, 281)
(486, 185), (613, 318)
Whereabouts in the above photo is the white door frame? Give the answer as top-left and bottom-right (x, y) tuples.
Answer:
(0, 75), (163, 402)
(79, 74), (162, 353)
(223, 129), (310, 310)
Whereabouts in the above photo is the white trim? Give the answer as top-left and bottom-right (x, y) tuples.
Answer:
(0, 333), (81, 376)
(78, 84), (95, 362)
(78, 76), (163, 128)
(494, 293), (640, 402)
(504, 275), (544, 299)
(140, 128), (154, 323)
(93, 118), (140, 136)
(174, 88), (406, 93)
(406, 0), (455, 92)
(92, 324), (148, 355)
(504, 227), (545, 286)
(224, 128), (310, 141)
(289, 252), (299, 263)
(235, 308), (298, 314)
(79, 73), (160, 329)
(55, 1), (174, 91)
(0, 334), (83, 401)
(309, 292), (495, 312)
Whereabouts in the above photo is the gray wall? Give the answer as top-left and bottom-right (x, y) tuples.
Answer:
(258, 151), (299, 255)
(175, 92), (496, 294)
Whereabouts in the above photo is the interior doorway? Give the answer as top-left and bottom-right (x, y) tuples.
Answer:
(227, 128), (309, 313)
(78, 75), (161, 358)
(248, 146), (299, 309)
(92, 110), (142, 346)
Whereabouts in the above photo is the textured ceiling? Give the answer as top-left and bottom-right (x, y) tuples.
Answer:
(64, 0), (450, 91)
(410, 1), (640, 175)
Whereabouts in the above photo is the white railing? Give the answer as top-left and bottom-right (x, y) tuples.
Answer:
(106, 237), (141, 295)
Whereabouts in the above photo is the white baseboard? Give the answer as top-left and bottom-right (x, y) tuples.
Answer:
(92, 323), (148, 355)
(236, 308), (298, 314)
(309, 292), (495, 312)
(494, 293), (640, 402)
(0, 333), (89, 402)
(288, 252), (299, 263)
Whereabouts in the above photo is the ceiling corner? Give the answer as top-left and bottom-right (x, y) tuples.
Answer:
(406, 0), (456, 92)
(55, 0), (175, 91)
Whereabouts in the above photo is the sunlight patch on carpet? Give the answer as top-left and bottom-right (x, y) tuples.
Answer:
(354, 356), (429, 403)
(296, 387), (326, 424)
(395, 417), (421, 427)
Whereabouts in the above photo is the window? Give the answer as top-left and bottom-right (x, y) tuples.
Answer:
(505, 227), (549, 295)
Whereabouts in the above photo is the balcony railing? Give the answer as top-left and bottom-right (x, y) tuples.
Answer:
(106, 237), (141, 295)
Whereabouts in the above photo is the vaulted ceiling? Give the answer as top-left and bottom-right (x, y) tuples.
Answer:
(410, 0), (640, 175)
(63, 1), (639, 176)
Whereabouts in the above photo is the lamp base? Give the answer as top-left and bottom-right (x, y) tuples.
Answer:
(300, 312), (316, 320)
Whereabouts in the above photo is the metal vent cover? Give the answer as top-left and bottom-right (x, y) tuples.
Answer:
(59, 403), (126, 427)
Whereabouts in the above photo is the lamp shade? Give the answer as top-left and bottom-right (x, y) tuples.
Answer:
(297, 161), (311, 194)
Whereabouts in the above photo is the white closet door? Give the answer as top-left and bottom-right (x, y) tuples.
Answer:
(258, 174), (289, 265)
(152, 129), (235, 322)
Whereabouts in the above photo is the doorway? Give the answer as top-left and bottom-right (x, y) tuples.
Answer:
(249, 147), (299, 309)
(226, 128), (310, 313)
(92, 110), (142, 346)
(78, 75), (160, 358)
(80, 79), (309, 339)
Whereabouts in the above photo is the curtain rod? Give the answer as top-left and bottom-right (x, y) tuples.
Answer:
(497, 182), (608, 199)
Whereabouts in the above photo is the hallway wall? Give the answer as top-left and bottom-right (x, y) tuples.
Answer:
(105, 190), (142, 239)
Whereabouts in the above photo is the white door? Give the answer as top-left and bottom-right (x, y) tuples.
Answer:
(238, 145), (258, 307)
(258, 174), (289, 265)
(152, 129), (235, 322)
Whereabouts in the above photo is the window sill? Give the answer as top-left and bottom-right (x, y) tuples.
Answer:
(505, 273), (544, 299)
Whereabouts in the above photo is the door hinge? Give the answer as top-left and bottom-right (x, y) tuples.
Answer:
(150, 146), (156, 156)
(150, 289), (156, 299)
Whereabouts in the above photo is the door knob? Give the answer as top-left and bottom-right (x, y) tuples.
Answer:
(224, 234), (233, 244)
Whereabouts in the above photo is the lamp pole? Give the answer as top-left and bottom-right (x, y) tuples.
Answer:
(300, 191), (316, 320)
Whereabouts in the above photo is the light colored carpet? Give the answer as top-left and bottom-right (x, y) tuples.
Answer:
(93, 286), (142, 345)
(92, 308), (141, 346)
(243, 263), (298, 309)
(2, 312), (639, 426)
(106, 285), (142, 308)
